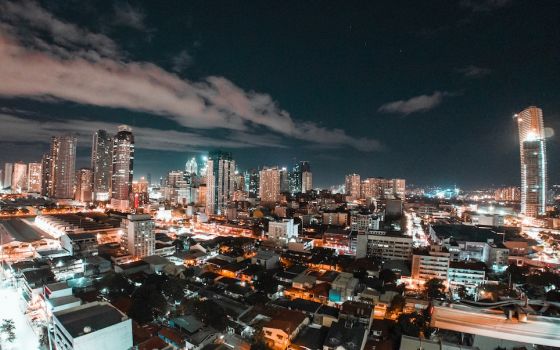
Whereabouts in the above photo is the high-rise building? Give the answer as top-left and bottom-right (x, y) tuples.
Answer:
(206, 151), (235, 215)
(121, 214), (155, 258)
(50, 135), (78, 199)
(345, 174), (361, 199)
(75, 168), (93, 203)
(244, 169), (259, 198)
(280, 167), (289, 193)
(111, 125), (134, 211)
(27, 162), (42, 193)
(166, 170), (184, 187)
(41, 153), (52, 196)
(11, 161), (27, 193)
(289, 161), (311, 194)
(185, 157), (198, 176)
(3, 163), (13, 191)
(517, 106), (547, 217)
(259, 167), (281, 203)
(91, 130), (113, 202)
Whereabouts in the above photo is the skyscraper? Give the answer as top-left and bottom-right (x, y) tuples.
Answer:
(91, 130), (113, 202)
(289, 161), (311, 194)
(75, 168), (94, 203)
(517, 106), (547, 217)
(111, 125), (134, 211)
(345, 174), (361, 199)
(185, 157), (198, 176)
(244, 169), (259, 198)
(259, 167), (281, 203)
(50, 135), (77, 199)
(206, 151), (235, 215)
(3, 163), (13, 191)
(11, 161), (27, 193)
(41, 153), (52, 196)
(27, 162), (42, 194)
(280, 167), (289, 193)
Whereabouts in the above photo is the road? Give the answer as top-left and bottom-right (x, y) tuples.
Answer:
(432, 304), (560, 347)
(0, 282), (40, 350)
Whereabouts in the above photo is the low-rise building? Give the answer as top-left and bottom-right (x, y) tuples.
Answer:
(52, 302), (133, 350)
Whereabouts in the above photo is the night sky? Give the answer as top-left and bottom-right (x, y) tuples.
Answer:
(1, 0), (559, 188)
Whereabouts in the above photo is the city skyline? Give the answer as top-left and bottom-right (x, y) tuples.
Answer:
(0, 1), (559, 188)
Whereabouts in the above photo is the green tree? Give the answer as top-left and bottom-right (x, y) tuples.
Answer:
(456, 285), (471, 300)
(379, 269), (398, 285)
(1, 319), (16, 343)
(388, 294), (406, 314)
(128, 284), (168, 323)
(96, 272), (134, 300)
(424, 278), (446, 300)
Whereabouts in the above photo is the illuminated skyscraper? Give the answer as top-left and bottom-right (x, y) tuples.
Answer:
(91, 130), (113, 202)
(75, 168), (94, 203)
(111, 125), (134, 211)
(345, 174), (361, 199)
(185, 157), (198, 176)
(289, 161), (311, 194)
(259, 167), (281, 203)
(244, 169), (259, 198)
(11, 161), (27, 193)
(280, 167), (289, 193)
(50, 135), (77, 199)
(27, 162), (42, 193)
(516, 106), (547, 217)
(206, 151), (235, 215)
(121, 214), (155, 258)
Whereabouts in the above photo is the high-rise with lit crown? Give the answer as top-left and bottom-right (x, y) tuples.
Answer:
(517, 106), (547, 217)
(111, 125), (134, 211)
(50, 135), (77, 199)
(11, 161), (27, 193)
(91, 129), (113, 202)
(206, 151), (235, 215)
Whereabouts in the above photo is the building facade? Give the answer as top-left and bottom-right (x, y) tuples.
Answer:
(91, 129), (113, 202)
(75, 168), (94, 203)
(111, 125), (134, 211)
(27, 162), (42, 193)
(206, 151), (235, 215)
(50, 135), (78, 199)
(517, 106), (547, 217)
(121, 214), (155, 258)
(259, 167), (281, 203)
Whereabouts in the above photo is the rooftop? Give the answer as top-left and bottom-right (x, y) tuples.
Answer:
(54, 302), (127, 338)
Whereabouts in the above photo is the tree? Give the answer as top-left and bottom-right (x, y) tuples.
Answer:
(128, 284), (168, 323)
(505, 264), (529, 284)
(96, 272), (134, 300)
(456, 285), (471, 300)
(1, 319), (16, 343)
(388, 294), (406, 314)
(424, 278), (446, 300)
(379, 269), (397, 285)
(39, 325), (49, 348)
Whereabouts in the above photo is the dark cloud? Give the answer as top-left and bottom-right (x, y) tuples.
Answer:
(378, 91), (451, 115)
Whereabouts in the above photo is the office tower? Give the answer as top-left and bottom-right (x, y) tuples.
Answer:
(345, 174), (361, 199)
(111, 125), (134, 211)
(27, 162), (42, 193)
(11, 161), (27, 193)
(259, 167), (281, 203)
(392, 179), (406, 199)
(91, 129), (113, 202)
(280, 167), (289, 193)
(121, 214), (155, 257)
(302, 170), (313, 193)
(41, 153), (52, 196)
(517, 106), (547, 217)
(75, 168), (93, 202)
(289, 161), (311, 194)
(50, 135), (78, 199)
(244, 169), (259, 198)
(185, 157), (198, 176)
(3, 163), (13, 190)
(234, 171), (245, 192)
(206, 151), (235, 215)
